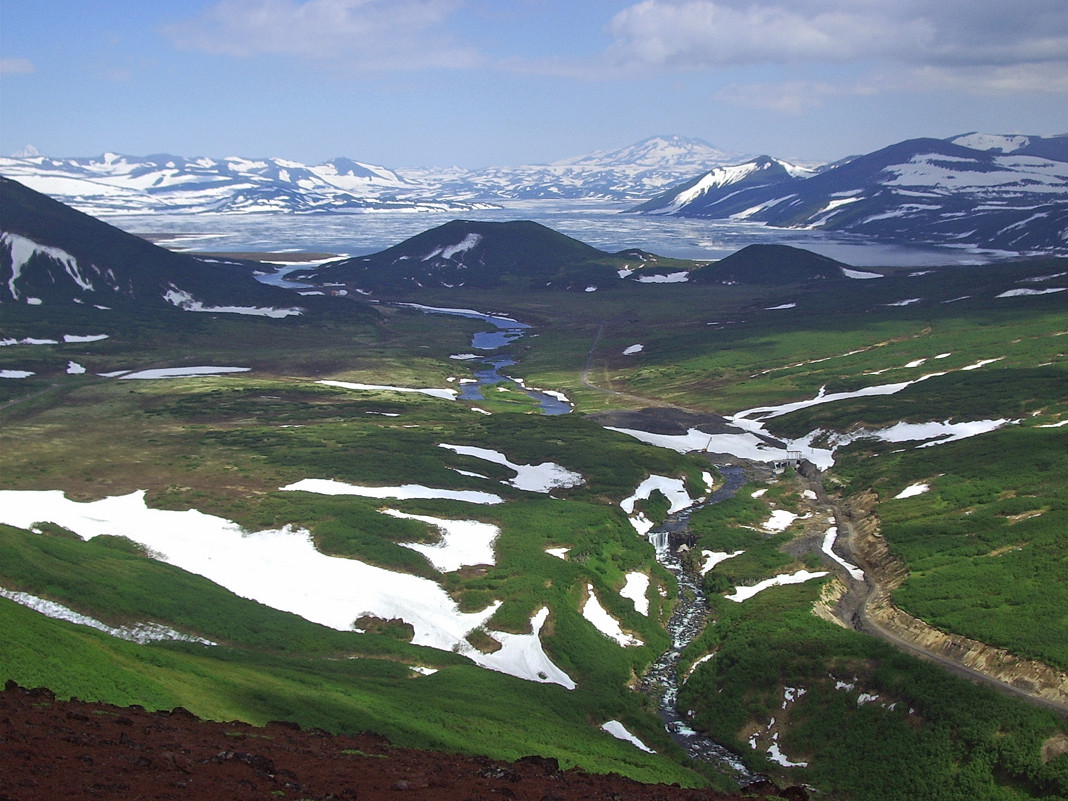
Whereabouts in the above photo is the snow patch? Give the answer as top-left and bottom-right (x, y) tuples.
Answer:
(0, 586), (216, 646)
(700, 550), (744, 574)
(997, 287), (1065, 298)
(319, 379), (457, 401)
(119, 366), (250, 380)
(63, 333), (109, 343)
(821, 527), (864, 581)
(384, 509), (499, 572)
(894, 482), (930, 499)
(600, 721), (654, 753)
(439, 444), (583, 493)
(162, 287), (301, 318)
(620, 572), (650, 616)
(582, 584), (643, 646)
(762, 509), (798, 533)
(841, 267), (883, 279)
(281, 478), (503, 505)
(620, 475), (694, 536)
(725, 570), (828, 602)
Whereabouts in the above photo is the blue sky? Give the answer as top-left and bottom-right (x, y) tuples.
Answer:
(2, 0), (1067, 168)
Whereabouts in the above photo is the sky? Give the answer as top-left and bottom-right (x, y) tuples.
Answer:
(2, 0), (1067, 168)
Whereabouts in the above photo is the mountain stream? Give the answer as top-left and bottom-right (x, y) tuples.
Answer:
(640, 465), (756, 780)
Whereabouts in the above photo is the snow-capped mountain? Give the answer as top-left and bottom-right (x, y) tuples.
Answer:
(948, 132), (1068, 162)
(0, 136), (748, 213)
(0, 152), (493, 216)
(407, 136), (753, 200)
(631, 135), (1068, 253)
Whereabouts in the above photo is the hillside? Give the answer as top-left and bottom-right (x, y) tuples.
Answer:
(0, 176), (304, 314)
(688, 245), (849, 285)
(1, 682), (809, 801)
(2, 189), (1067, 800)
(630, 135), (1068, 253)
(295, 219), (642, 290)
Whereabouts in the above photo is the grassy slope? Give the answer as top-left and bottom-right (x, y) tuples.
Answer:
(2, 258), (1066, 797)
(0, 301), (719, 787)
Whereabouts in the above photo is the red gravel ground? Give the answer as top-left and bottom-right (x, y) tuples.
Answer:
(0, 681), (808, 801)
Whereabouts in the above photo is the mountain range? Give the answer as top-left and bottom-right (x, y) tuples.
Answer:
(0, 136), (746, 214)
(7, 175), (1062, 306)
(2, 133), (1067, 254)
(631, 134), (1068, 253)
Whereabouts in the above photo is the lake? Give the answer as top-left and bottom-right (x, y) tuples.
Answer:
(108, 200), (1006, 268)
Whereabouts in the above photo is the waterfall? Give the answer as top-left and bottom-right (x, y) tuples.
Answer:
(647, 530), (670, 555)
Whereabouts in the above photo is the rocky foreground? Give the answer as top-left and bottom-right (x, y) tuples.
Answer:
(0, 682), (807, 801)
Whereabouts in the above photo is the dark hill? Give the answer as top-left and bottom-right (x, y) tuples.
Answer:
(689, 244), (851, 285)
(0, 682), (806, 801)
(0, 175), (301, 311)
(295, 219), (622, 290)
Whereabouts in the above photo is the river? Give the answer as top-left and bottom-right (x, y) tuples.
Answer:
(391, 302), (572, 415)
(640, 465), (756, 780)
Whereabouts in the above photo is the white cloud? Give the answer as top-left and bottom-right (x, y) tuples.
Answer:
(162, 0), (478, 70)
(602, 0), (1068, 75)
(0, 58), (35, 75)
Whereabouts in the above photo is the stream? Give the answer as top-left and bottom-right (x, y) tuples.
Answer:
(305, 293), (749, 775)
(640, 465), (756, 780)
(404, 301), (754, 777)
(393, 302), (572, 415)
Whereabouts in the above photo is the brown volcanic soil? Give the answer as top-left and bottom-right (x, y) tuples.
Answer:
(0, 682), (806, 801)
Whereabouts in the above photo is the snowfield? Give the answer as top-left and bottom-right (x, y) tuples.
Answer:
(280, 478), (504, 505)
(0, 489), (576, 688)
(438, 444), (583, 493)
(582, 584), (643, 646)
(384, 509), (500, 572)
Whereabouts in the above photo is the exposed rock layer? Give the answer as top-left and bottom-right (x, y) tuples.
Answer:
(839, 491), (1068, 708)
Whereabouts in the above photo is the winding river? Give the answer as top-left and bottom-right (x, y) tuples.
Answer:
(381, 301), (753, 776)
(393, 302), (572, 414)
(640, 465), (756, 780)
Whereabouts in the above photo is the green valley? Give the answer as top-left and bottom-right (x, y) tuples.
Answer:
(2, 193), (1067, 799)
